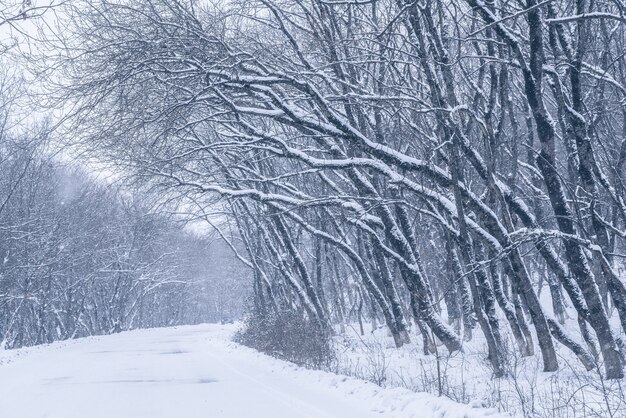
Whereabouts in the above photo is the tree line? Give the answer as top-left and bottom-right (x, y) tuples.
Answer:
(0, 122), (247, 348)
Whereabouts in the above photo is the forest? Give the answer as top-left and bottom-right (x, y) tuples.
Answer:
(3, 0), (626, 416)
(0, 123), (248, 348)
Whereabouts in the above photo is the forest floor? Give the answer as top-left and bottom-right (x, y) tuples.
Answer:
(333, 321), (626, 418)
(0, 324), (506, 418)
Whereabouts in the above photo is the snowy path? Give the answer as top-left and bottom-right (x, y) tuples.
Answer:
(0, 325), (506, 418)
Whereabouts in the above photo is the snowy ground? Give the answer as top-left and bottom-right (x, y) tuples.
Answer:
(332, 323), (626, 418)
(0, 324), (506, 418)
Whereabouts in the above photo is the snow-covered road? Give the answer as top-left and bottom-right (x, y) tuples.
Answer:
(0, 325), (506, 418)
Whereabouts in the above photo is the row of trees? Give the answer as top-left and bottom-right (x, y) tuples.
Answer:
(0, 127), (247, 348)
(35, 0), (626, 379)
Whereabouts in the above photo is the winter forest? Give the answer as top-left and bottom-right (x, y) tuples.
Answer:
(2, 0), (626, 416)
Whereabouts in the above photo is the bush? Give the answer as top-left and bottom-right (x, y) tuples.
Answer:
(235, 307), (334, 369)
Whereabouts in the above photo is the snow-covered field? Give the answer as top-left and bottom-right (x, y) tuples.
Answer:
(0, 324), (506, 418)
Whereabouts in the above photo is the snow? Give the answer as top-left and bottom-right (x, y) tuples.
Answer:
(333, 323), (626, 418)
(0, 324), (507, 418)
